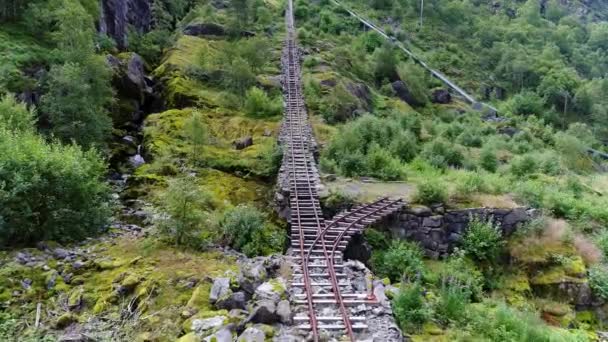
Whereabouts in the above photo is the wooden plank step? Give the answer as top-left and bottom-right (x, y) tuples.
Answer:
(296, 323), (368, 330)
(294, 293), (368, 299)
(293, 273), (346, 277)
(293, 316), (366, 322)
(295, 299), (376, 305)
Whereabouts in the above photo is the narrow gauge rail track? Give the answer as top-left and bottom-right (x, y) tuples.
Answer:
(281, 1), (404, 340)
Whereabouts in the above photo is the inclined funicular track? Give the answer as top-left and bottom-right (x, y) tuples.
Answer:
(281, 0), (404, 340)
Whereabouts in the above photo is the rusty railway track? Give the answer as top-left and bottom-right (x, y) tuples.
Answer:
(281, 1), (404, 340)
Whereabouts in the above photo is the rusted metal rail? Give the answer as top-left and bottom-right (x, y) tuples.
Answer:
(281, 1), (405, 340)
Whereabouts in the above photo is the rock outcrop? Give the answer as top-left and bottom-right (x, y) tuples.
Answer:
(431, 89), (452, 104)
(100, 0), (152, 50)
(392, 80), (425, 107)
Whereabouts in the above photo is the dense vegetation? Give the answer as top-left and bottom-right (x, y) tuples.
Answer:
(2, 0), (608, 340)
(295, 0), (608, 339)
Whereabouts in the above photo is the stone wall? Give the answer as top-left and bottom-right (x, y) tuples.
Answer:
(383, 205), (537, 259)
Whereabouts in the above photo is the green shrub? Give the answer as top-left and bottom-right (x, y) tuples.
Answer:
(372, 43), (398, 82)
(461, 216), (504, 263)
(258, 142), (283, 177)
(0, 94), (35, 132)
(479, 147), (498, 172)
(389, 130), (418, 162)
(222, 57), (256, 96)
(421, 138), (464, 169)
(589, 264), (608, 300)
(220, 205), (286, 257)
(456, 172), (488, 196)
(457, 126), (484, 147)
(364, 229), (389, 250)
(337, 150), (366, 177)
(364, 143), (405, 180)
(414, 179), (448, 204)
(509, 154), (538, 177)
(438, 253), (484, 300)
(395, 62), (429, 106)
(155, 176), (212, 247)
(392, 283), (432, 332)
(468, 301), (582, 341)
(244, 87), (282, 118)
(320, 81), (362, 124)
(0, 130), (110, 247)
(371, 240), (425, 282)
(595, 230), (608, 259)
(435, 281), (471, 324)
(42, 57), (114, 148)
(510, 91), (545, 116)
(514, 180), (546, 208)
(555, 132), (593, 173)
(0, 313), (54, 342)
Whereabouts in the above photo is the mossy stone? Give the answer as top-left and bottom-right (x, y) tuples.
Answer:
(121, 274), (141, 291)
(176, 332), (199, 342)
(422, 322), (443, 335)
(55, 312), (78, 329)
(67, 287), (83, 310)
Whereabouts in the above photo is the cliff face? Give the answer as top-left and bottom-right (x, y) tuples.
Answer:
(99, 0), (152, 49)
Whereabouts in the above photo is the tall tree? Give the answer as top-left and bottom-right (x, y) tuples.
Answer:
(42, 60), (113, 148)
(41, 0), (114, 148)
(185, 110), (206, 165)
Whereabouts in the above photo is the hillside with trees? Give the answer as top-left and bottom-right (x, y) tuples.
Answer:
(1, 0), (608, 341)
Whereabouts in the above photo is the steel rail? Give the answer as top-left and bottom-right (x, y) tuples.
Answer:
(304, 198), (391, 339)
(284, 0), (318, 342)
(284, 0), (323, 339)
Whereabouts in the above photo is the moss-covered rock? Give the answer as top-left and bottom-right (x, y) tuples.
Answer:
(176, 332), (199, 342)
(55, 312), (78, 329)
(537, 300), (575, 327)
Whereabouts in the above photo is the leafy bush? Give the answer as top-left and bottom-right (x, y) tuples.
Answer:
(0, 94), (35, 132)
(42, 58), (114, 148)
(438, 252), (484, 300)
(364, 229), (389, 250)
(414, 179), (448, 204)
(244, 87), (282, 118)
(467, 301), (583, 341)
(555, 132), (592, 173)
(509, 154), (538, 177)
(595, 229), (608, 259)
(371, 240), (425, 282)
(435, 281), (471, 324)
(220, 205), (286, 257)
(320, 81), (362, 124)
(479, 147), (498, 172)
(456, 172), (488, 196)
(588, 264), (608, 300)
(364, 143), (405, 180)
(155, 177), (212, 247)
(392, 283), (432, 332)
(390, 130), (419, 162)
(322, 190), (355, 218)
(457, 128), (483, 148)
(0, 313), (54, 342)
(322, 114), (417, 180)
(0, 130), (110, 247)
(223, 57), (256, 96)
(461, 216), (504, 263)
(510, 91), (545, 116)
(372, 43), (398, 82)
(421, 138), (464, 169)
(395, 62), (429, 106)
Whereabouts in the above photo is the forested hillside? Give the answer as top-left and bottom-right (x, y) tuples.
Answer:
(1, 0), (608, 340)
